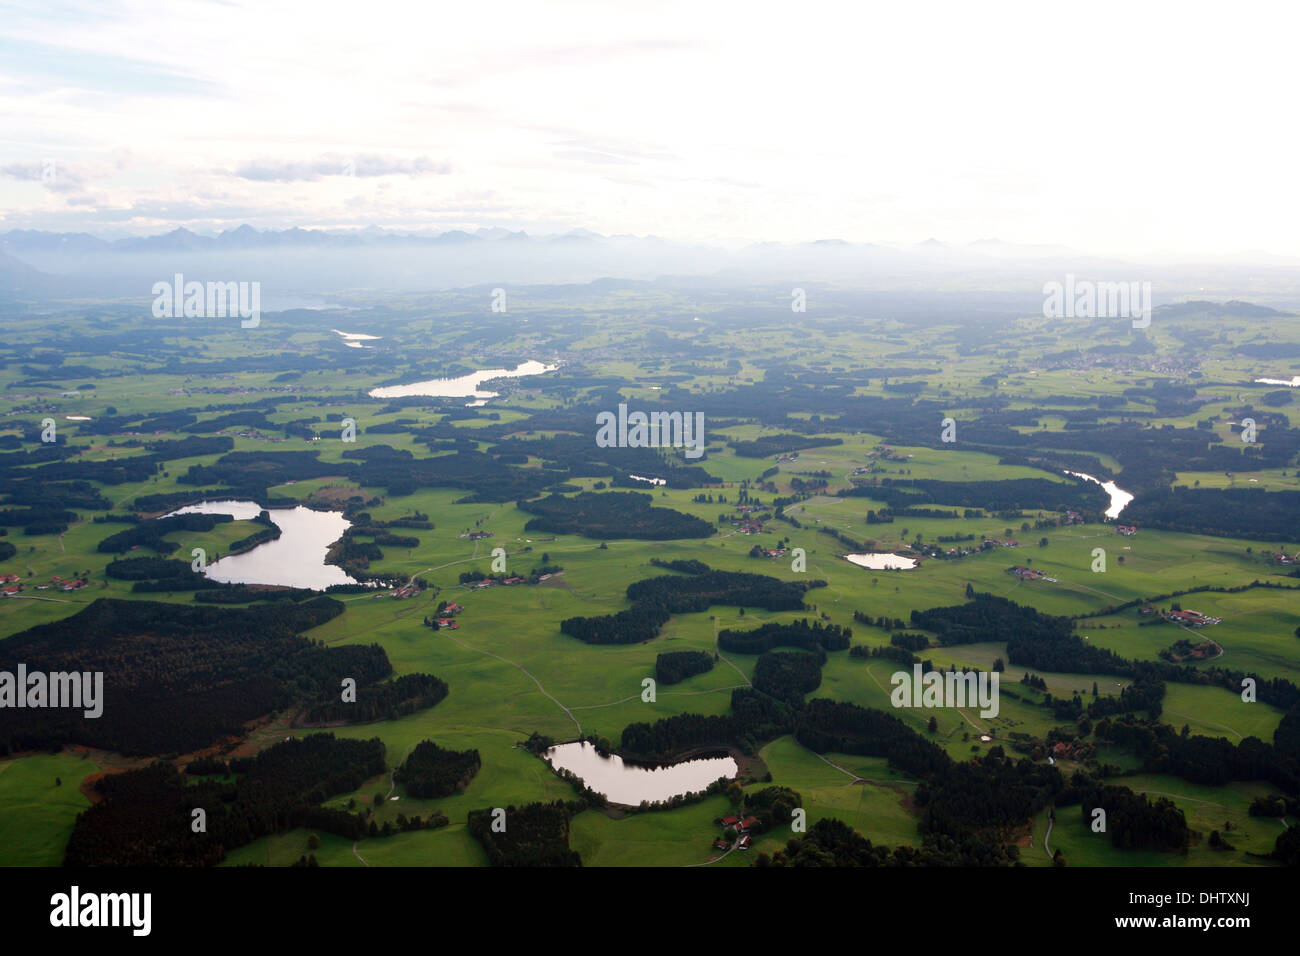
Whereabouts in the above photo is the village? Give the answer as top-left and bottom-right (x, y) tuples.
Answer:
(0, 573), (90, 596)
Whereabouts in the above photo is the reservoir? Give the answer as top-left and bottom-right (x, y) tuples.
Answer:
(165, 500), (357, 589)
(544, 740), (737, 805)
(367, 360), (557, 401)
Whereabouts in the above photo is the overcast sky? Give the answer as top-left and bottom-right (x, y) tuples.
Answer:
(2, 0), (1298, 256)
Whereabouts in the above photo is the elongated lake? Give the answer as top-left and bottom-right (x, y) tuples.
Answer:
(368, 359), (557, 401)
(544, 741), (737, 805)
(165, 500), (357, 589)
(844, 552), (918, 570)
(1065, 471), (1135, 520)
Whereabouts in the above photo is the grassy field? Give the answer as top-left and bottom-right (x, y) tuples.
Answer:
(0, 299), (1296, 867)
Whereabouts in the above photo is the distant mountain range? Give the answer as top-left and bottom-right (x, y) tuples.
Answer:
(3, 225), (1300, 307)
(0, 224), (1103, 257)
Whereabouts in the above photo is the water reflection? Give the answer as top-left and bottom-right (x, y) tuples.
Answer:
(544, 740), (736, 805)
(165, 500), (357, 589)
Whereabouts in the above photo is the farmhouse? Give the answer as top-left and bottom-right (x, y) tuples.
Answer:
(1117, 525), (1138, 536)
(1008, 565), (1045, 580)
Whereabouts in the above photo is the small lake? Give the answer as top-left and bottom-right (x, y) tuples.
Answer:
(333, 329), (380, 349)
(544, 741), (737, 805)
(165, 499), (358, 589)
(1066, 471), (1134, 520)
(368, 360), (557, 401)
(844, 552), (918, 570)
(1255, 376), (1300, 387)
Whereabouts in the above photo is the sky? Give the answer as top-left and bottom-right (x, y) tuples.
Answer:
(2, 0), (1299, 256)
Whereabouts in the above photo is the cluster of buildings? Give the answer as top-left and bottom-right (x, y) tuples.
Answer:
(929, 545), (977, 559)
(913, 542), (977, 560)
(870, 444), (912, 463)
(1116, 525), (1138, 536)
(431, 602), (464, 630)
(1270, 552), (1299, 565)
(1163, 608), (1222, 628)
(1, 574), (89, 596)
(472, 575), (526, 589)
(1008, 565), (1058, 583)
(1061, 510), (1084, 525)
(1050, 740), (1087, 761)
(47, 576), (89, 592)
(389, 583), (421, 600)
(459, 530), (494, 540)
(716, 814), (761, 851)
(230, 429), (287, 443)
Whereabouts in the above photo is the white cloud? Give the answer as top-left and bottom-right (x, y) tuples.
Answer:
(0, 0), (1298, 256)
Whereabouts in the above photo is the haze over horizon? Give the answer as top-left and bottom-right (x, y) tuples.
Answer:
(5, 0), (1300, 258)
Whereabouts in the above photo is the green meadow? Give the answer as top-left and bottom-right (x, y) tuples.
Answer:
(0, 298), (1295, 867)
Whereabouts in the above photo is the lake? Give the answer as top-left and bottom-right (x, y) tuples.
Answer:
(367, 360), (557, 401)
(844, 552), (919, 570)
(1065, 471), (1135, 520)
(333, 329), (381, 349)
(165, 499), (358, 589)
(1255, 376), (1300, 387)
(544, 741), (737, 805)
